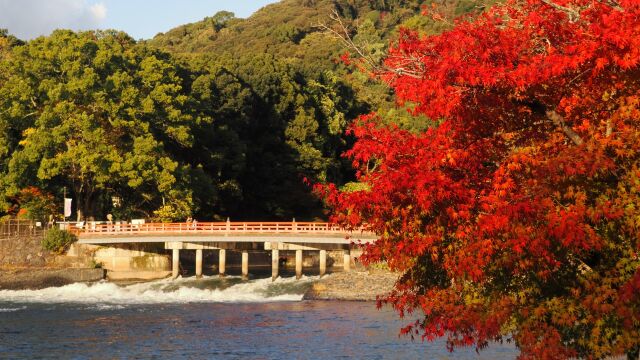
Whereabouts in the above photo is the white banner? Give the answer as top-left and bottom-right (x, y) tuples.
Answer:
(64, 198), (72, 218)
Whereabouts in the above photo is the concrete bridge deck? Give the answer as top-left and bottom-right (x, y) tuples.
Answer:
(72, 221), (376, 280)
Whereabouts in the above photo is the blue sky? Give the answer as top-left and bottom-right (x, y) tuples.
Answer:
(0, 0), (278, 40)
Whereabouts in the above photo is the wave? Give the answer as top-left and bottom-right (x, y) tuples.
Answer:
(0, 275), (318, 305)
(0, 306), (27, 312)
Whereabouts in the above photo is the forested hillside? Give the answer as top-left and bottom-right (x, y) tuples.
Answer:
(151, 0), (442, 57)
(0, 0), (484, 222)
(150, 0), (485, 116)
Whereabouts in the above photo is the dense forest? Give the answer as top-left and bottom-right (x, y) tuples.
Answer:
(0, 0), (483, 222)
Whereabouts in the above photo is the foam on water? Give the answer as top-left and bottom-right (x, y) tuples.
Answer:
(0, 305), (26, 312)
(0, 275), (318, 305)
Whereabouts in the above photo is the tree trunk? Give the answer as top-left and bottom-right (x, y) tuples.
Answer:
(83, 192), (94, 221)
(73, 184), (83, 222)
(75, 191), (95, 222)
(76, 193), (84, 222)
(73, 186), (94, 222)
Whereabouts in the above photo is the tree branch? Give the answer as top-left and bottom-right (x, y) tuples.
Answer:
(546, 110), (584, 146)
(606, 119), (613, 137)
(595, 0), (624, 12)
(541, 0), (624, 23)
(316, 10), (424, 79)
(541, 0), (581, 21)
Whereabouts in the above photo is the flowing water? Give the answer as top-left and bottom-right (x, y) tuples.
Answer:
(0, 276), (517, 359)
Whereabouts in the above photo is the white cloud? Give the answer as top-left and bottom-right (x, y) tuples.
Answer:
(0, 0), (107, 40)
(89, 3), (107, 21)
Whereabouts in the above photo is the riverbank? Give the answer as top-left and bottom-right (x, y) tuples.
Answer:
(0, 268), (105, 290)
(304, 269), (398, 301)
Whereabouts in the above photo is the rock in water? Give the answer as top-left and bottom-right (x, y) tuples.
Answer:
(304, 270), (398, 301)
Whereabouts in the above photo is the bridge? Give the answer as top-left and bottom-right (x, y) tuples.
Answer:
(72, 221), (376, 280)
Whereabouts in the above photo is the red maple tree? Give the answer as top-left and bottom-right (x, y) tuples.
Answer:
(320, 0), (640, 358)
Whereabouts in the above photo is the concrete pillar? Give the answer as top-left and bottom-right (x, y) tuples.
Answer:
(218, 249), (226, 277)
(319, 249), (327, 277)
(172, 248), (180, 279)
(343, 249), (351, 272)
(295, 249), (303, 280)
(271, 249), (279, 281)
(195, 249), (203, 278)
(242, 251), (249, 279)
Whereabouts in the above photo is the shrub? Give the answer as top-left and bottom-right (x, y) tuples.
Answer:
(41, 228), (77, 254)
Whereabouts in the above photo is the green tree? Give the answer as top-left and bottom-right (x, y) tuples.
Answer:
(0, 30), (197, 220)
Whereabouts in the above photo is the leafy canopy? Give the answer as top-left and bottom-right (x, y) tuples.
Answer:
(0, 30), (195, 220)
(320, 0), (640, 358)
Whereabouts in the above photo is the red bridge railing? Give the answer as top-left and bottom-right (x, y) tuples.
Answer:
(71, 222), (371, 237)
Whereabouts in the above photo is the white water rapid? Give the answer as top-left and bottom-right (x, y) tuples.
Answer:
(0, 275), (319, 305)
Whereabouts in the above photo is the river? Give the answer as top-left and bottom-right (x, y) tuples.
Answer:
(0, 275), (517, 359)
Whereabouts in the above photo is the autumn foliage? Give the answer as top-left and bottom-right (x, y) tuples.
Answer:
(8, 187), (56, 223)
(320, 0), (640, 358)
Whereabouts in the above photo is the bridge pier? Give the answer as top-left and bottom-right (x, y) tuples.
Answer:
(172, 248), (180, 279)
(219, 249), (226, 277)
(319, 249), (327, 277)
(343, 249), (351, 272)
(195, 249), (203, 278)
(295, 249), (303, 279)
(272, 249), (279, 281)
(241, 251), (249, 279)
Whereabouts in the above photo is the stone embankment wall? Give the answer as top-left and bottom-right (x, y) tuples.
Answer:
(0, 235), (97, 269)
(86, 243), (172, 280)
(0, 235), (51, 268)
(0, 268), (104, 290)
(0, 235), (105, 289)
